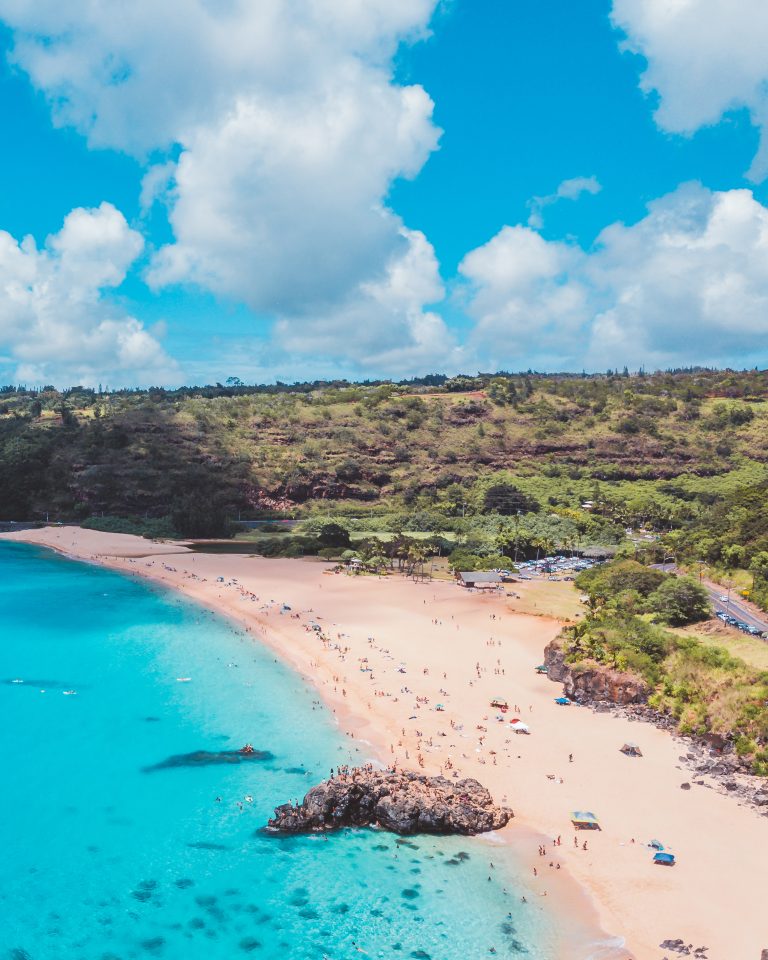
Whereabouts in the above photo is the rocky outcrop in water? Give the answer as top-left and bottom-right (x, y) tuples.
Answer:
(544, 639), (649, 705)
(266, 769), (512, 836)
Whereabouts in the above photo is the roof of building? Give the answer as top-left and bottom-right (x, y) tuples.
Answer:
(458, 571), (502, 583)
(581, 545), (619, 558)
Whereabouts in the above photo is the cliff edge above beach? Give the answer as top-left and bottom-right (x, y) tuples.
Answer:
(267, 769), (513, 836)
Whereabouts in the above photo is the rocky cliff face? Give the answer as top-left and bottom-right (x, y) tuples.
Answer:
(266, 769), (513, 836)
(544, 639), (649, 705)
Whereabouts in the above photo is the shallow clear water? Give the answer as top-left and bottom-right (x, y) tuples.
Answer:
(0, 541), (566, 960)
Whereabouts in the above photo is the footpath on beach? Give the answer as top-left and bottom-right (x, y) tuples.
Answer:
(5, 526), (768, 960)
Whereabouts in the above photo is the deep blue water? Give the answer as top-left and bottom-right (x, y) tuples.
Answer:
(0, 541), (563, 960)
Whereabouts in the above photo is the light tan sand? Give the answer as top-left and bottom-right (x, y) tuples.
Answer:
(6, 527), (768, 960)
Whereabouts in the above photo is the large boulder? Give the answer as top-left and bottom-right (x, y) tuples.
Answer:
(266, 769), (512, 836)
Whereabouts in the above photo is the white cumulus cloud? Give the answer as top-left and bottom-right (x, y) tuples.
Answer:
(0, 203), (178, 386)
(146, 71), (438, 315)
(0, 0), (445, 375)
(612, 0), (768, 180)
(461, 183), (768, 370)
(273, 227), (464, 376)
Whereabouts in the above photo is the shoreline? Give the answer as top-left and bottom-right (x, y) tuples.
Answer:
(6, 528), (768, 959)
(6, 533), (610, 958)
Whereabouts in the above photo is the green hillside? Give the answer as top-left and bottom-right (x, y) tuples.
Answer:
(1, 369), (767, 572)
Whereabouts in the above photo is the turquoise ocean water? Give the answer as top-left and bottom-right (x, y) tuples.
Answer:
(0, 541), (582, 960)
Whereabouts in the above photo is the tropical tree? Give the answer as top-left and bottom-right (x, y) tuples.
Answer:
(481, 481), (539, 516)
(648, 577), (711, 626)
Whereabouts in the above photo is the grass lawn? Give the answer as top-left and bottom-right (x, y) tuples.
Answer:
(505, 578), (584, 622)
(675, 623), (768, 671)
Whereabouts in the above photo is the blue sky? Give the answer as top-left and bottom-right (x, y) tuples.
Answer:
(0, 0), (766, 386)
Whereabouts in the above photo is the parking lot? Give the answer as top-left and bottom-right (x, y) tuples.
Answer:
(506, 555), (604, 581)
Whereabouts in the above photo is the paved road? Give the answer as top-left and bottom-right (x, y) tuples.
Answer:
(654, 563), (768, 636)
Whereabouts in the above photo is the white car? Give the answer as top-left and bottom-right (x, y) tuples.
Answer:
(718, 595), (729, 603)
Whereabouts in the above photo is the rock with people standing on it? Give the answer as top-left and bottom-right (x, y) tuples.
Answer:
(266, 768), (513, 836)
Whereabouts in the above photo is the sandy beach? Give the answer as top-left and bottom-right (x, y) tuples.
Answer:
(6, 527), (768, 960)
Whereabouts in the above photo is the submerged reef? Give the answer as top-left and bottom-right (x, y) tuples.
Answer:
(143, 748), (272, 773)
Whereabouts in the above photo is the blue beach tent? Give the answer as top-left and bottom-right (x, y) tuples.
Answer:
(554, 696), (571, 705)
(653, 852), (676, 866)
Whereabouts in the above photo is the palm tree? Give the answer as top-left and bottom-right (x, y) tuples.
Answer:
(566, 620), (589, 656)
(405, 542), (430, 580)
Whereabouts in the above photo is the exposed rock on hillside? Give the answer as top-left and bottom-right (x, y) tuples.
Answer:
(544, 639), (649, 705)
(266, 769), (512, 836)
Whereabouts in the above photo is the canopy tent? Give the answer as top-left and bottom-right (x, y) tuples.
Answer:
(653, 852), (676, 866)
(621, 742), (643, 757)
(649, 839), (665, 851)
(511, 721), (530, 734)
(535, 665), (548, 674)
(571, 811), (601, 830)
(554, 696), (572, 705)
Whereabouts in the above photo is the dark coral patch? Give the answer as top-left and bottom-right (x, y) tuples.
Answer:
(139, 936), (165, 954)
(239, 938), (262, 952)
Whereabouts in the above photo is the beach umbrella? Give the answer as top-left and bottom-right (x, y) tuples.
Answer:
(570, 811), (601, 830)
